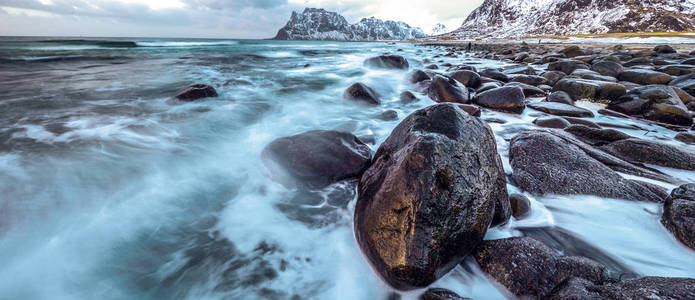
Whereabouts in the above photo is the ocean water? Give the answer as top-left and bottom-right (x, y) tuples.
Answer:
(0, 37), (693, 300)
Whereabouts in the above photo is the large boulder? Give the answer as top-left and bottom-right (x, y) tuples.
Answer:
(479, 68), (509, 82)
(546, 91), (574, 105)
(533, 116), (571, 129)
(560, 45), (586, 58)
(473, 86), (526, 113)
(549, 276), (695, 299)
(548, 59), (590, 74)
(552, 78), (626, 101)
(654, 44), (677, 54)
(364, 55), (409, 69)
(528, 102), (594, 118)
(355, 104), (509, 290)
(448, 70), (481, 88)
(618, 69), (672, 85)
(540, 70), (566, 86)
(662, 184), (695, 250)
(607, 85), (692, 126)
(474, 237), (609, 299)
(510, 130), (667, 202)
(427, 75), (470, 104)
(343, 82), (380, 105)
(408, 70), (431, 84)
(591, 60), (624, 77)
(670, 73), (695, 97)
(262, 130), (372, 189)
(601, 138), (695, 170)
(173, 84), (218, 101)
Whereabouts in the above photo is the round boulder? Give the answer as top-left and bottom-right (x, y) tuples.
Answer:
(173, 84), (218, 101)
(474, 86), (526, 113)
(364, 55), (409, 69)
(344, 82), (380, 105)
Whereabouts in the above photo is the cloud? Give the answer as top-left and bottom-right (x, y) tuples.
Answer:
(0, 0), (482, 38)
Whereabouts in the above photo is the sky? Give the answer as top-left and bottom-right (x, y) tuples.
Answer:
(0, 0), (484, 38)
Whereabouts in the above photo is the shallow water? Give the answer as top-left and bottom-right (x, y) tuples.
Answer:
(0, 37), (693, 300)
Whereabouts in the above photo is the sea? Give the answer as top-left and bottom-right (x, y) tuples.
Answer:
(0, 37), (694, 300)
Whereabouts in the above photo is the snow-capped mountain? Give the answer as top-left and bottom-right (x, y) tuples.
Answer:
(446, 0), (695, 39)
(273, 8), (427, 41)
(430, 24), (449, 35)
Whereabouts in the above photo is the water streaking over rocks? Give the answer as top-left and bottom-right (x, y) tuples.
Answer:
(0, 36), (694, 300)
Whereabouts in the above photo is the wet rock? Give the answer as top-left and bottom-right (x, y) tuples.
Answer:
(479, 68), (509, 82)
(541, 70), (567, 86)
(378, 110), (399, 121)
(534, 116), (571, 129)
(427, 75), (469, 104)
(571, 69), (618, 82)
(546, 91), (574, 105)
(549, 276), (695, 300)
(505, 82), (545, 97)
(662, 184), (695, 250)
(608, 84), (692, 126)
(173, 84), (218, 101)
(560, 45), (585, 58)
(425, 64), (439, 70)
(657, 64), (695, 76)
(448, 70), (481, 88)
(355, 103), (508, 290)
(563, 116), (601, 129)
(502, 64), (536, 75)
(400, 91), (418, 104)
(474, 86), (526, 113)
(344, 83), (381, 105)
(510, 130), (668, 202)
(409, 70), (431, 84)
(447, 64), (477, 72)
(564, 125), (631, 146)
(601, 138), (695, 170)
(672, 86), (695, 105)
(364, 55), (409, 69)
(509, 193), (531, 218)
(420, 288), (470, 300)
(262, 130), (372, 189)
(591, 60), (624, 77)
(474, 237), (609, 299)
(675, 132), (695, 144)
(548, 59), (590, 75)
(552, 78), (626, 101)
(654, 44), (677, 54)
(670, 73), (695, 97)
(457, 104), (481, 117)
(476, 81), (502, 93)
(528, 102), (594, 118)
(618, 69), (672, 85)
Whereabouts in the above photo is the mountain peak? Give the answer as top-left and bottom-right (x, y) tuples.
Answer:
(273, 8), (427, 41)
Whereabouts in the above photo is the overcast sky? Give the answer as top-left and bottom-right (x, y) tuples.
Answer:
(0, 0), (483, 38)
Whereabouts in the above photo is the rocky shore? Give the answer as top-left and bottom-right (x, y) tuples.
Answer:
(176, 40), (695, 299)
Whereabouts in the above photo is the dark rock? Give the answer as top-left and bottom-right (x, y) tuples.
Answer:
(560, 45), (585, 58)
(479, 68), (509, 82)
(534, 116), (571, 129)
(474, 86), (526, 113)
(552, 78), (626, 101)
(502, 64), (536, 75)
(597, 108), (631, 118)
(173, 84), (218, 101)
(420, 288), (470, 300)
(675, 132), (695, 144)
(548, 59), (590, 74)
(540, 70), (566, 86)
(510, 130), (668, 202)
(549, 276), (695, 300)
(608, 84), (692, 126)
(364, 55), (409, 69)
(457, 104), (481, 117)
(672, 86), (695, 105)
(623, 57), (652, 67)
(618, 69), (672, 85)
(509, 193), (531, 218)
(476, 81), (502, 93)
(378, 110), (399, 121)
(447, 64), (477, 72)
(563, 116), (601, 129)
(658, 64), (695, 76)
(528, 102), (594, 118)
(474, 237), (609, 299)
(427, 75), (469, 104)
(570, 69), (618, 82)
(591, 60), (624, 77)
(670, 73), (695, 97)
(355, 104), (508, 290)
(546, 91), (574, 105)
(662, 184), (695, 250)
(564, 125), (631, 146)
(400, 91), (418, 103)
(505, 82), (545, 97)
(409, 70), (431, 84)
(654, 44), (677, 54)
(425, 64), (439, 70)
(448, 70), (481, 88)
(601, 138), (695, 170)
(262, 130), (372, 189)
(344, 83), (380, 105)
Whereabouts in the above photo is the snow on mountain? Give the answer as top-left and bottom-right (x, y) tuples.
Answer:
(273, 8), (428, 41)
(445, 0), (695, 39)
(430, 24), (450, 35)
